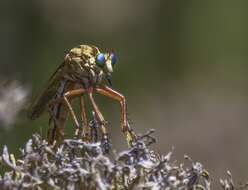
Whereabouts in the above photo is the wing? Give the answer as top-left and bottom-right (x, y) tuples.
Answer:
(27, 62), (66, 120)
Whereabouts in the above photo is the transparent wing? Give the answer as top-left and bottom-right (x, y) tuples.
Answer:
(27, 62), (65, 120)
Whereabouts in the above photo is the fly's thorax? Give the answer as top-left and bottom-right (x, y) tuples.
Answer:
(67, 45), (98, 73)
(62, 55), (101, 88)
(69, 45), (100, 59)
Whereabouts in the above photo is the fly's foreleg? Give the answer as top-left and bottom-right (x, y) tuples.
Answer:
(95, 86), (137, 146)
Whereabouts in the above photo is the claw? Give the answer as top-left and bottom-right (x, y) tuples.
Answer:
(125, 130), (137, 147)
(74, 128), (80, 138)
(82, 132), (91, 142)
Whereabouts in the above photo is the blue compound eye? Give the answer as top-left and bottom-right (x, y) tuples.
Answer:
(96, 53), (105, 67)
(110, 53), (117, 66)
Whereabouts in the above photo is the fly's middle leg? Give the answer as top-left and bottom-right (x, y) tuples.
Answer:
(87, 90), (109, 144)
(79, 95), (90, 141)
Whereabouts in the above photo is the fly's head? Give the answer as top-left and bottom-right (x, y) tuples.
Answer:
(95, 52), (117, 86)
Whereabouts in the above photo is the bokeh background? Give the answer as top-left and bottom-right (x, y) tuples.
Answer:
(1, 0), (248, 187)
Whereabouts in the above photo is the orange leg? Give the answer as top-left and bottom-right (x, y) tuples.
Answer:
(87, 89), (108, 141)
(49, 88), (86, 138)
(95, 86), (137, 144)
(79, 95), (90, 140)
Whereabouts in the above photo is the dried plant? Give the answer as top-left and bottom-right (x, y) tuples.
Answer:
(0, 117), (247, 189)
(0, 79), (29, 128)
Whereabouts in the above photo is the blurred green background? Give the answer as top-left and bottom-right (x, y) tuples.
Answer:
(1, 0), (248, 187)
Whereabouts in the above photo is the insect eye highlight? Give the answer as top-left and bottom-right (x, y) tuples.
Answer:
(110, 53), (117, 66)
(96, 53), (105, 67)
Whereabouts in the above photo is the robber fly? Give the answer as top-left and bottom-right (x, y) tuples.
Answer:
(28, 45), (137, 145)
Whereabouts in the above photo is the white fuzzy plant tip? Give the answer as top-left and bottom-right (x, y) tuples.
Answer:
(0, 79), (29, 129)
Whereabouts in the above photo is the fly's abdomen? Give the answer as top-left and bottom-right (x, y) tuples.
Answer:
(48, 101), (69, 143)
